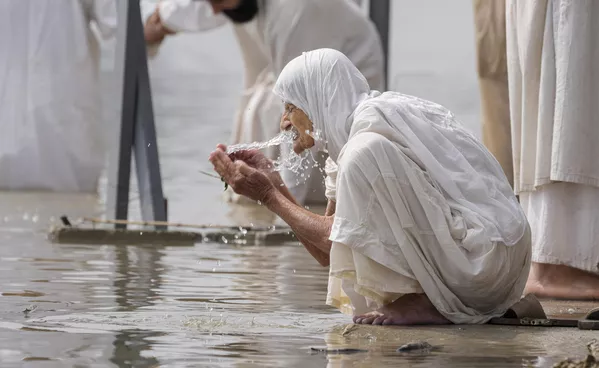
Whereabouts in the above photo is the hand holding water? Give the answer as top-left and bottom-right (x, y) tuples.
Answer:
(225, 145), (284, 188)
(209, 145), (277, 203)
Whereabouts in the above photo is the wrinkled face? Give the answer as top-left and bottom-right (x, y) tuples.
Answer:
(280, 103), (315, 154)
(208, 0), (242, 13)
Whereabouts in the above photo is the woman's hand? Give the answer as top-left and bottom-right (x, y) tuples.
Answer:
(209, 146), (276, 203)
(217, 144), (285, 188)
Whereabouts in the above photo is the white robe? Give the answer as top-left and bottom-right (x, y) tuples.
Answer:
(141, 0), (385, 204)
(506, 0), (599, 273)
(0, 0), (117, 192)
(273, 49), (531, 323)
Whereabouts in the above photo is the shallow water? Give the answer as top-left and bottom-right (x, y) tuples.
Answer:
(2, 3), (597, 367)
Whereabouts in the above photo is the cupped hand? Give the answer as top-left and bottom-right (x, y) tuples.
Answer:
(216, 144), (284, 187)
(209, 146), (276, 203)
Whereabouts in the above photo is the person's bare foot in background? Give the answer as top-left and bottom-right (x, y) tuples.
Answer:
(524, 262), (599, 300)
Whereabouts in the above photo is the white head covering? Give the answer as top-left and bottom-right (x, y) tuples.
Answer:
(272, 48), (374, 161)
(272, 48), (526, 247)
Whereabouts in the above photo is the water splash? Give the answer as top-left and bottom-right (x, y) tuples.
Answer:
(226, 130), (295, 154)
(226, 129), (327, 188)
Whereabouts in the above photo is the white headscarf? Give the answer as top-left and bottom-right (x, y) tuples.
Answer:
(272, 48), (374, 162)
(272, 48), (526, 247)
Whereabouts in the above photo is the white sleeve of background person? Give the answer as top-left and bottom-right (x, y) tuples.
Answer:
(153, 0), (227, 32)
(264, 0), (385, 90)
(0, 0), (108, 192)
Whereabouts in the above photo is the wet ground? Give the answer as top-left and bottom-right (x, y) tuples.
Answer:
(1, 193), (598, 368)
(1, 2), (598, 367)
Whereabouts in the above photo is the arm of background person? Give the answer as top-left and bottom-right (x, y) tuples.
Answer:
(265, 0), (343, 76)
(141, 0), (228, 33)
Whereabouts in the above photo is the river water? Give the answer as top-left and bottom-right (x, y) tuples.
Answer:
(5, 2), (596, 368)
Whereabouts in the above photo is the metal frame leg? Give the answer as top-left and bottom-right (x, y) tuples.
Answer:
(369, 0), (390, 90)
(106, 0), (167, 229)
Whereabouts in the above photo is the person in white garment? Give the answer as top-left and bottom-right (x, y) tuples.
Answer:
(506, 0), (599, 299)
(142, 0), (385, 205)
(0, 0), (117, 192)
(209, 49), (532, 325)
(472, 0), (513, 187)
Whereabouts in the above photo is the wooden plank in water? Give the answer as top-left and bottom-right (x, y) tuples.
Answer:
(48, 226), (299, 246)
(48, 227), (199, 246)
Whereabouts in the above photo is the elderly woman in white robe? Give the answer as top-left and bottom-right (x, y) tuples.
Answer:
(210, 49), (531, 325)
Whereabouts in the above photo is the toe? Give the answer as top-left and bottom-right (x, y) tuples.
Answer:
(382, 318), (394, 325)
(360, 316), (377, 324)
(373, 316), (387, 325)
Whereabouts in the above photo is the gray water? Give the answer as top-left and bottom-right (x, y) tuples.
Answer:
(5, 2), (597, 367)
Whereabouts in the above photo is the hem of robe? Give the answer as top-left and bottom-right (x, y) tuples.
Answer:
(517, 173), (599, 194)
(520, 183), (599, 274)
(326, 270), (420, 314)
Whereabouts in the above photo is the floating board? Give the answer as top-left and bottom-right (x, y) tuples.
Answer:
(48, 218), (298, 246)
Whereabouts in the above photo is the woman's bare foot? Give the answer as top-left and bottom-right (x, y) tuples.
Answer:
(524, 262), (599, 300)
(353, 293), (451, 326)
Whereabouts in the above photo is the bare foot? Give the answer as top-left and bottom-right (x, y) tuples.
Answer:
(524, 262), (599, 300)
(352, 293), (451, 326)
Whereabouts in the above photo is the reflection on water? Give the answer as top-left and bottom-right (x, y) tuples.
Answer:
(1, 194), (598, 367)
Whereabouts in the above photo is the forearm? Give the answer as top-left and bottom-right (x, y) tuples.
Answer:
(265, 190), (333, 266)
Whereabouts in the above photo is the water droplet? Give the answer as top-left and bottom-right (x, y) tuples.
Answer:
(220, 236), (228, 244)
(293, 269), (296, 273)
(212, 268), (216, 272)
(22, 213), (30, 221)
(216, 260), (221, 267)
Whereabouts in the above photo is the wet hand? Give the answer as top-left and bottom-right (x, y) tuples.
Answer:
(209, 146), (276, 203)
(216, 144), (284, 188)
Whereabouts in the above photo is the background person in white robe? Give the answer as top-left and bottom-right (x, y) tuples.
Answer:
(142, 0), (385, 205)
(472, 0), (513, 187)
(210, 48), (532, 325)
(0, 0), (117, 192)
(506, 0), (599, 300)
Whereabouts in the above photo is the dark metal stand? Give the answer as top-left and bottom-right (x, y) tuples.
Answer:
(369, 0), (391, 90)
(106, 0), (167, 229)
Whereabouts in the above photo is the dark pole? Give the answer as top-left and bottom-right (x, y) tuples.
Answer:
(369, 0), (391, 90)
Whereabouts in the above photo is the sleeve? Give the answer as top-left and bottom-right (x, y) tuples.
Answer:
(265, 0), (345, 75)
(157, 0), (228, 32)
(324, 157), (339, 202)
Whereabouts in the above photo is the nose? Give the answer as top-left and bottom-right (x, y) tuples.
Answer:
(280, 114), (292, 132)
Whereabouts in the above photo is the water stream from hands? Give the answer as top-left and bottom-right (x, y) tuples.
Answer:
(225, 130), (328, 185)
